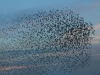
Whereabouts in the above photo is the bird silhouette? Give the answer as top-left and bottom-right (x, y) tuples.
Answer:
(0, 7), (95, 74)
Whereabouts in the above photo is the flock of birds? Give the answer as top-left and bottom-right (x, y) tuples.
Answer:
(0, 8), (95, 74)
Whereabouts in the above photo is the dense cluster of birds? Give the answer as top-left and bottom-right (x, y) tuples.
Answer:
(0, 8), (95, 74)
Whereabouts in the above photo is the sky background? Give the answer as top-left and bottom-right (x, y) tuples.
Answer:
(0, 0), (100, 75)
